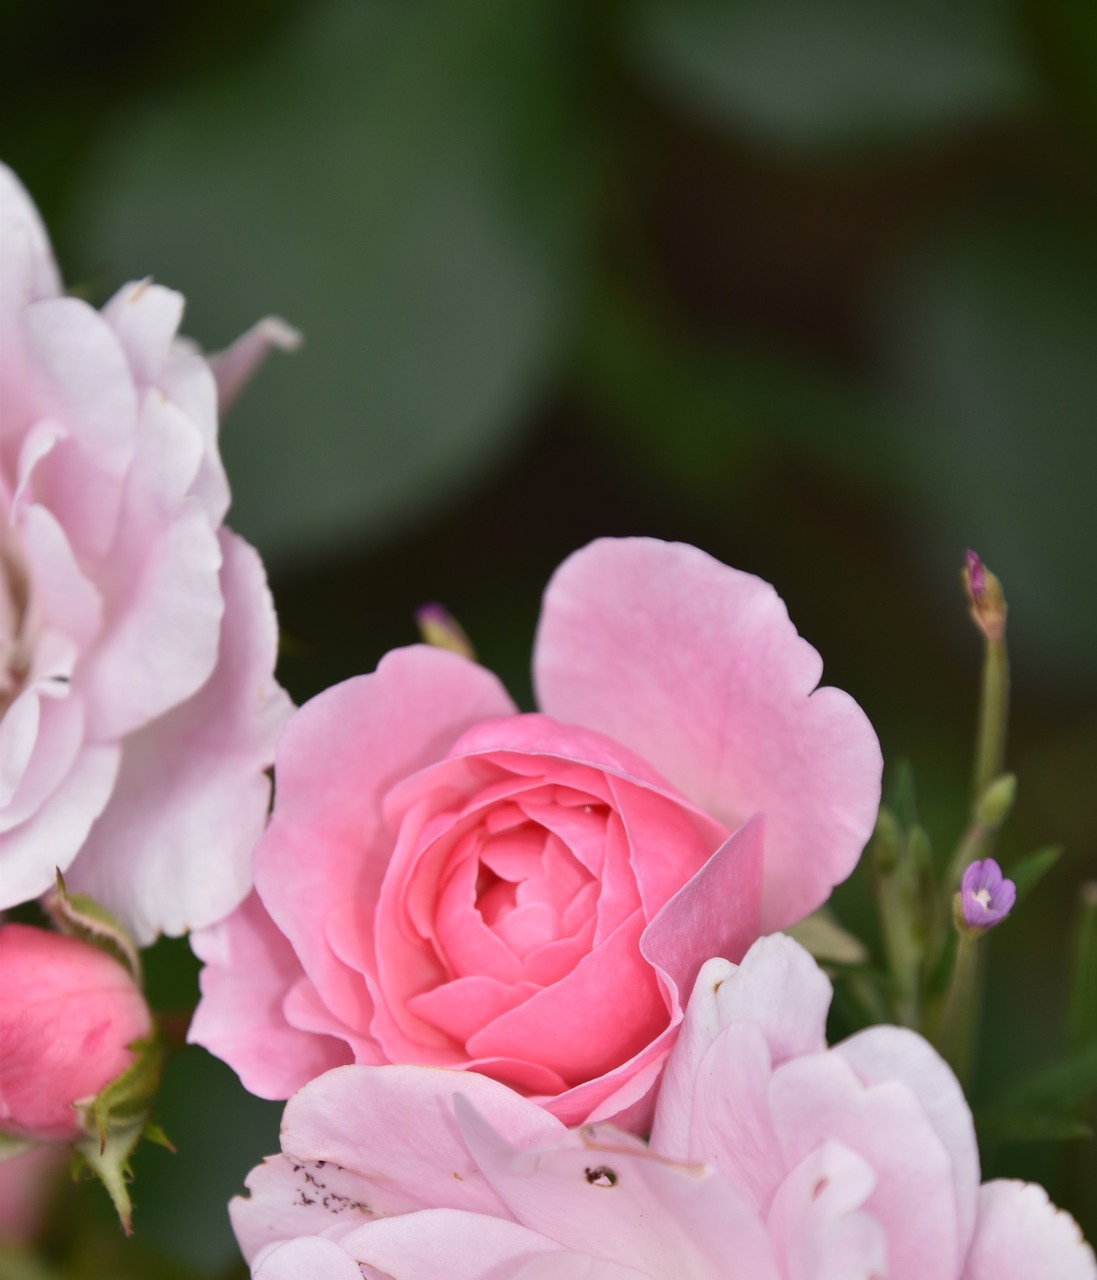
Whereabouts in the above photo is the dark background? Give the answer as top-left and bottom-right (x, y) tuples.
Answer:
(3, 0), (1095, 1272)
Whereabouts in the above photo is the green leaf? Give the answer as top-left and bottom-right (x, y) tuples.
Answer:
(977, 1111), (1093, 1145)
(989, 1042), (1097, 1117)
(786, 906), (870, 967)
(578, 281), (884, 497)
(1068, 881), (1097, 1051)
(1007, 845), (1062, 905)
(881, 218), (1097, 688)
(73, 0), (592, 569)
(627, 0), (1033, 149)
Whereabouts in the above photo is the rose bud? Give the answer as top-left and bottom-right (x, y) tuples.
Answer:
(0, 923), (152, 1143)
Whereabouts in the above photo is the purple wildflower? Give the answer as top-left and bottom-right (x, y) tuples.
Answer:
(960, 857), (1016, 931)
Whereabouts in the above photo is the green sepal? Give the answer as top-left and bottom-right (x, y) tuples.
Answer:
(141, 1121), (175, 1153)
(0, 1132), (33, 1163)
(71, 1032), (166, 1234)
(42, 871), (141, 984)
(72, 1116), (146, 1236)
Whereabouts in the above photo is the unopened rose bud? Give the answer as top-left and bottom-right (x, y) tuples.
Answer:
(0, 925), (152, 1143)
(957, 857), (1016, 934)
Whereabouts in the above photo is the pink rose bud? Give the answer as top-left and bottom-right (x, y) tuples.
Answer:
(960, 857), (1016, 931)
(0, 924), (152, 1143)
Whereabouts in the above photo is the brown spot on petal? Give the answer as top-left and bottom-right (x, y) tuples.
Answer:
(584, 1166), (617, 1187)
(812, 1177), (829, 1200)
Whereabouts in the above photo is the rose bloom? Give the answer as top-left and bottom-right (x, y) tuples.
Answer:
(230, 935), (1096, 1280)
(0, 923), (151, 1143)
(0, 164), (292, 941)
(192, 538), (881, 1125)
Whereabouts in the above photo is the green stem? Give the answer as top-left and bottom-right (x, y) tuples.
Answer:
(974, 636), (1009, 801)
(875, 856), (922, 1027)
(936, 928), (982, 1080)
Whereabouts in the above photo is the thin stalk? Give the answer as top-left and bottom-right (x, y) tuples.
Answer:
(974, 636), (1009, 800)
(936, 928), (983, 1081)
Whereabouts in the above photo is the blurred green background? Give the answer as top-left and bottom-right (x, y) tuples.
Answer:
(2, 0), (1095, 1272)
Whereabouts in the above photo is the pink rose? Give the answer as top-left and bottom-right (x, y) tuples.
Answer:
(0, 923), (152, 1142)
(191, 538), (882, 1124)
(0, 163), (293, 941)
(229, 937), (1096, 1280)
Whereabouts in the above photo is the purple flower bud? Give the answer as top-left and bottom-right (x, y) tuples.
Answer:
(414, 602), (475, 660)
(962, 550), (1007, 642)
(964, 549), (985, 598)
(960, 857), (1016, 931)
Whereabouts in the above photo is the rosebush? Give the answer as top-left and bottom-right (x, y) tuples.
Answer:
(0, 164), (292, 941)
(191, 538), (882, 1124)
(0, 923), (151, 1143)
(230, 936), (1097, 1280)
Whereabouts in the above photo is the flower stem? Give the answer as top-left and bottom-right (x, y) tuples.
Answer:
(974, 635), (1009, 801)
(935, 925), (982, 1080)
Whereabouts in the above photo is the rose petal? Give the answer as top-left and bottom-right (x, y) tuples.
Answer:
(278, 1065), (565, 1219)
(66, 531), (291, 941)
(962, 1180), (1096, 1280)
(340, 1209), (558, 1279)
(534, 538), (882, 928)
(252, 1237), (365, 1280)
(770, 1052), (961, 1280)
(255, 646), (515, 1033)
(835, 1025), (980, 1259)
(189, 893), (352, 1101)
(456, 1099), (779, 1280)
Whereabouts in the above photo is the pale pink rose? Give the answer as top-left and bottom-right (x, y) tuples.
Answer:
(229, 936), (1096, 1280)
(0, 163), (293, 942)
(191, 538), (882, 1125)
(0, 923), (151, 1142)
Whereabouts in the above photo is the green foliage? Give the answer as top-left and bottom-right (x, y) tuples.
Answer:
(73, 0), (595, 568)
(627, 0), (1032, 147)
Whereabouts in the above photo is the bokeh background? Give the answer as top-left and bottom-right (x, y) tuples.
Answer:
(3, 0), (1095, 1272)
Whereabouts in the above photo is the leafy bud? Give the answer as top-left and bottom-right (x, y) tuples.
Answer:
(0, 923), (163, 1233)
(975, 773), (1017, 830)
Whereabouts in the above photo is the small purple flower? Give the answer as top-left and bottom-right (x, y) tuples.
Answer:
(960, 857), (1016, 930)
